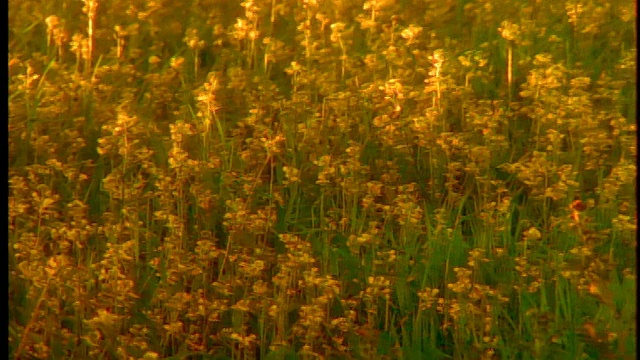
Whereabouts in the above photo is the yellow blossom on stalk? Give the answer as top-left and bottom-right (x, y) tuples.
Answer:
(524, 227), (542, 241)
(498, 20), (521, 42)
(283, 166), (300, 184)
(170, 56), (185, 70)
(418, 287), (440, 310)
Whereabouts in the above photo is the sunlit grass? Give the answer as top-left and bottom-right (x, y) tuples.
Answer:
(9, 0), (636, 359)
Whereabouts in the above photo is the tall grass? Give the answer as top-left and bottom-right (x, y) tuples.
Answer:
(9, 0), (636, 359)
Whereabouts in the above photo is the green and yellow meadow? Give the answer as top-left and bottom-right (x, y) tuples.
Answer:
(8, 0), (637, 358)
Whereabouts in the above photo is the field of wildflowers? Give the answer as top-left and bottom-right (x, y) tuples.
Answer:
(8, 0), (636, 358)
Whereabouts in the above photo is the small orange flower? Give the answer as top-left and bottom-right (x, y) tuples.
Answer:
(571, 199), (587, 212)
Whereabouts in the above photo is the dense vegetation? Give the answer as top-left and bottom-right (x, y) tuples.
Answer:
(9, 0), (636, 358)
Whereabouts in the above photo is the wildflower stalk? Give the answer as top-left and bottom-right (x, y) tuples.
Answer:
(82, 0), (98, 72)
(507, 40), (513, 105)
(15, 279), (50, 359)
(218, 154), (273, 280)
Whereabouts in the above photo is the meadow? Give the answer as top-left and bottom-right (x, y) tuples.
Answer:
(8, 0), (637, 359)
